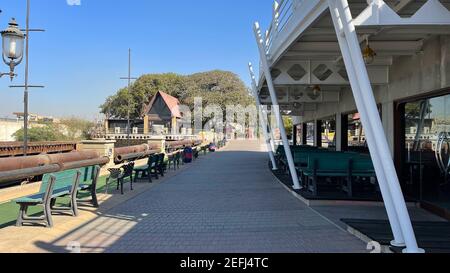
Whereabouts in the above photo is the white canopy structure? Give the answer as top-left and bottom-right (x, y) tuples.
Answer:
(250, 0), (450, 253)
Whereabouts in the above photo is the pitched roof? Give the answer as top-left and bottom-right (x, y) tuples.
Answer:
(143, 91), (182, 118)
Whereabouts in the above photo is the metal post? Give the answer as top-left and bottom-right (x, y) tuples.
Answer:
(329, 0), (423, 253)
(249, 63), (278, 171)
(127, 48), (131, 145)
(120, 48), (138, 146)
(253, 22), (301, 190)
(7, 0), (45, 156)
(23, 0), (30, 156)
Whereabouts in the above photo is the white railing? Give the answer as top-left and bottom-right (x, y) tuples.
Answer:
(265, 0), (298, 55)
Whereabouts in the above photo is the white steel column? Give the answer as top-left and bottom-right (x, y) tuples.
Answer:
(249, 63), (278, 171)
(328, 0), (405, 250)
(329, 0), (423, 253)
(267, 108), (277, 152)
(253, 22), (302, 190)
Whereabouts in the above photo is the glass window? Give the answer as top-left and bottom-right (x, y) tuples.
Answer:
(295, 124), (303, 145)
(402, 94), (450, 209)
(321, 116), (336, 150)
(346, 113), (368, 153)
(306, 122), (315, 146)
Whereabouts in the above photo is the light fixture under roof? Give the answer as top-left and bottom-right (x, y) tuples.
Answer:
(363, 37), (377, 65)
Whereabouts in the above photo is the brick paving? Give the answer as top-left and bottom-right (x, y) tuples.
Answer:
(47, 140), (367, 253)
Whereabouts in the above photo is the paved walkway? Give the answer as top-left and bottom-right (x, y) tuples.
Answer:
(36, 140), (367, 253)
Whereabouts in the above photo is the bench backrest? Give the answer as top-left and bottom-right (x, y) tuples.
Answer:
(41, 169), (80, 193)
(150, 154), (159, 167)
(350, 156), (375, 173)
(306, 153), (353, 173)
(159, 153), (165, 165)
(78, 165), (100, 185)
(293, 150), (337, 166)
(42, 175), (57, 203)
(122, 162), (135, 176)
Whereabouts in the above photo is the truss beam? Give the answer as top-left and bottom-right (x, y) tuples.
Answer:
(249, 63), (278, 171)
(354, 0), (450, 26)
(254, 22), (302, 190)
(329, 0), (424, 253)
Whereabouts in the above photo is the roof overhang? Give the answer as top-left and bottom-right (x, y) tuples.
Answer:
(257, 0), (450, 115)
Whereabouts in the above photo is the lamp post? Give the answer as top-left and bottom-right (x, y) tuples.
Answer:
(120, 48), (137, 146)
(1, 18), (24, 80)
(8, 0), (45, 156)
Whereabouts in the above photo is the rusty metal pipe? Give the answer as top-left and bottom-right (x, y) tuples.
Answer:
(115, 149), (160, 163)
(45, 151), (100, 164)
(0, 151), (100, 172)
(0, 155), (51, 172)
(60, 157), (110, 171)
(166, 140), (202, 150)
(114, 144), (149, 156)
(0, 164), (61, 184)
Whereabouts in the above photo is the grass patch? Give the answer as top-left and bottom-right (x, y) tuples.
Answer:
(0, 175), (113, 229)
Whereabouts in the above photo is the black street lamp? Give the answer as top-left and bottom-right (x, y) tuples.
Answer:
(1, 18), (24, 80)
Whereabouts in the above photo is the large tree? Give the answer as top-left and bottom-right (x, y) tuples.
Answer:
(100, 70), (254, 123)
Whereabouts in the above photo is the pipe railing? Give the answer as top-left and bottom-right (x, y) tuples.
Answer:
(115, 149), (161, 164)
(265, 0), (297, 54)
(0, 156), (110, 184)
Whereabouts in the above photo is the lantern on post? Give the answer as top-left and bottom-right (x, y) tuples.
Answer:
(1, 18), (25, 80)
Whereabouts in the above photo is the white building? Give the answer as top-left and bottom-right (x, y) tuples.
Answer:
(0, 119), (22, 141)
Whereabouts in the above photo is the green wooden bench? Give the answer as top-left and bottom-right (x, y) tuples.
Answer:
(134, 153), (165, 183)
(302, 153), (353, 196)
(15, 169), (82, 228)
(276, 145), (319, 171)
(167, 151), (180, 171)
(168, 151), (182, 170)
(77, 165), (101, 208)
(343, 155), (377, 196)
(299, 152), (376, 197)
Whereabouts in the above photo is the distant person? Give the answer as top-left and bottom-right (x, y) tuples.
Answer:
(183, 146), (193, 163)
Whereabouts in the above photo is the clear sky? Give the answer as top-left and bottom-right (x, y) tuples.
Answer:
(0, 0), (272, 120)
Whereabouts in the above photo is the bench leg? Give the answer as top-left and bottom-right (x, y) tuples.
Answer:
(50, 198), (56, 209)
(347, 176), (353, 198)
(16, 204), (27, 227)
(105, 177), (110, 194)
(313, 176), (318, 196)
(44, 202), (54, 228)
(120, 178), (124, 195)
(91, 188), (99, 208)
(71, 195), (79, 217)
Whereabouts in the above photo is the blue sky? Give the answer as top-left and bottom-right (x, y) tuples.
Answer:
(0, 0), (272, 120)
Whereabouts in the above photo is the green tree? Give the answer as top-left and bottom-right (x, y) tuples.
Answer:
(60, 117), (95, 140)
(283, 116), (293, 139)
(13, 124), (67, 142)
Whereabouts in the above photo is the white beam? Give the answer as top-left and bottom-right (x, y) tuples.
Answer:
(354, 0), (450, 26)
(254, 22), (302, 190)
(331, 0), (423, 253)
(330, 0), (407, 249)
(249, 62), (278, 171)
(289, 41), (423, 54)
(393, 0), (414, 13)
